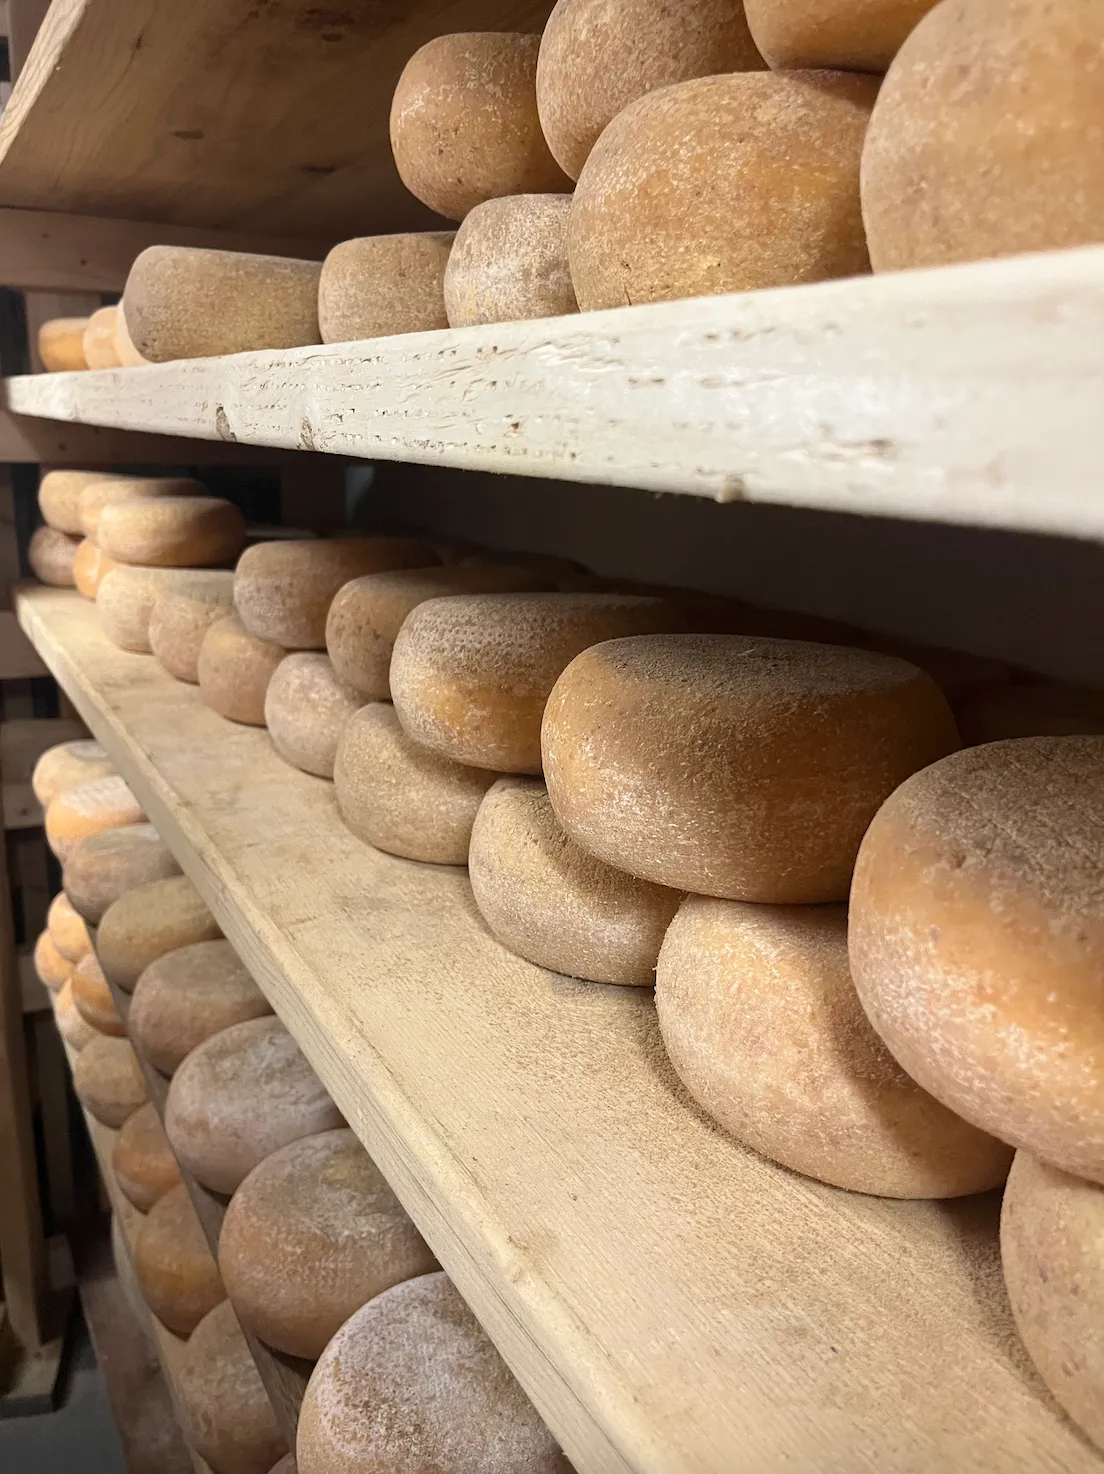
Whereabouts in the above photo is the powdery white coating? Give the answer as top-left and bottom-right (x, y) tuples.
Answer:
(297, 1272), (570, 1474)
(47, 891), (92, 962)
(112, 1100), (182, 1212)
(73, 540), (118, 600)
(543, 633), (959, 903)
(470, 777), (681, 985)
(744, 0), (937, 70)
(444, 196), (578, 327)
(97, 566), (205, 653)
(129, 938), (272, 1076)
(83, 306), (122, 368)
(135, 1183), (226, 1335)
(55, 978), (97, 1050)
(45, 774), (145, 861)
(38, 317), (89, 372)
(78, 476), (204, 540)
(956, 682), (1104, 746)
(34, 930), (71, 993)
(1001, 1151), (1104, 1451)
(63, 822), (180, 924)
(176, 1300), (287, 1474)
(149, 571), (236, 683)
(97, 875), (222, 992)
(32, 738), (112, 806)
(72, 1035), (147, 1127)
(849, 736), (1104, 1183)
(219, 1128), (438, 1359)
(28, 526), (79, 587)
(264, 654), (364, 779)
(334, 703), (501, 865)
(71, 951), (125, 1037)
(318, 233), (455, 342)
(657, 896), (1013, 1196)
(165, 1016), (343, 1195)
(198, 614), (286, 726)
(568, 71), (877, 311)
(38, 469), (116, 535)
(97, 496), (246, 568)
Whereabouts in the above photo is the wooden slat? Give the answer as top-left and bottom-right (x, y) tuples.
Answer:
(0, 407), (318, 464)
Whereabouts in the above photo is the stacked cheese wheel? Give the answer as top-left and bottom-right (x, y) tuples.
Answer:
(37, 304), (152, 373)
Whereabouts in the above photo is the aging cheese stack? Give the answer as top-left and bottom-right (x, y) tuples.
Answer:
(198, 615), (286, 725)
(64, 823), (180, 923)
(263, 654), (363, 778)
(32, 739), (114, 806)
(97, 875), (221, 991)
(129, 939), (272, 1076)
(72, 1035), (147, 1127)
(149, 572), (236, 682)
(176, 1300), (287, 1474)
(28, 527), (80, 587)
(112, 1101), (182, 1211)
(135, 1183), (225, 1334)
(46, 774), (145, 860)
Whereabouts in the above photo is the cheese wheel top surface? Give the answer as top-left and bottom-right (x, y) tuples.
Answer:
(744, 0), (937, 70)
(45, 774), (145, 861)
(55, 977), (97, 1050)
(135, 1182), (226, 1335)
(264, 653), (363, 779)
(83, 306), (122, 369)
(112, 1099), (182, 1212)
(28, 526), (80, 587)
(72, 1035), (147, 1128)
(71, 951), (126, 1037)
(444, 194), (578, 329)
(129, 938), (272, 1076)
(39, 317), (89, 373)
(97, 495), (246, 568)
(97, 566), (203, 653)
(177, 1300), (287, 1474)
(148, 571), (236, 682)
(63, 822), (180, 924)
(197, 614), (286, 726)
(318, 232), (455, 343)
(47, 891), (92, 962)
(34, 930), (72, 992)
(78, 475), (204, 539)
(97, 874), (221, 992)
(73, 539), (118, 600)
(38, 469), (116, 535)
(32, 738), (113, 807)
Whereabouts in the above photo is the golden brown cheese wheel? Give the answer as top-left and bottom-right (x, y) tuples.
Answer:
(38, 317), (90, 372)
(97, 566), (202, 653)
(83, 306), (123, 369)
(45, 774), (145, 861)
(32, 738), (113, 806)
(297, 1273), (570, 1474)
(537, 0), (767, 180)
(165, 1016), (343, 1195)
(177, 1300), (287, 1474)
(38, 469), (116, 535)
(444, 195), (578, 327)
(391, 591), (686, 774)
(73, 539), (119, 600)
(35, 930), (72, 993)
(72, 1035), (147, 1127)
(263, 654), (363, 778)
(114, 302), (151, 367)
(71, 951), (126, 1037)
(235, 537), (440, 651)
(197, 614), (286, 726)
(849, 736), (1104, 1184)
(47, 891), (92, 962)
(657, 897), (1013, 1196)
(1001, 1151), (1104, 1452)
(98, 875), (221, 993)
(318, 233), (455, 342)
(219, 1128), (438, 1359)
(135, 1183), (225, 1335)
(28, 526), (80, 587)
(78, 475), (204, 541)
(124, 246), (322, 362)
(569, 71), (877, 311)
(112, 1100), (182, 1212)
(470, 777), (681, 985)
(390, 33), (571, 221)
(861, 0), (1104, 272)
(544, 634), (959, 902)
(744, 0), (936, 70)
(63, 823), (180, 924)
(55, 977), (97, 1050)
(148, 571), (236, 683)
(129, 939), (272, 1077)
(97, 496), (246, 569)
(956, 682), (1104, 746)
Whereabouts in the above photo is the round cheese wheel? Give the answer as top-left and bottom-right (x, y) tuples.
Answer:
(32, 738), (113, 806)
(263, 654), (363, 778)
(135, 1183), (226, 1335)
(1001, 1151), (1104, 1451)
(45, 774), (145, 861)
(129, 939), (272, 1077)
(569, 71), (877, 311)
(83, 306), (123, 369)
(63, 823), (180, 924)
(861, 0), (1104, 273)
(38, 317), (90, 373)
(112, 1211), (150, 1327)
(98, 875), (221, 993)
(269, 1459), (296, 1474)
(235, 537), (440, 651)
(297, 1272), (569, 1474)
(335, 703), (501, 864)
(72, 1035), (147, 1127)
(470, 777), (681, 985)
(444, 195), (577, 328)
(97, 496), (246, 569)
(79, 476), (205, 541)
(149, 571), (236, 683)
(956, 682), (1104, 746)
(28, 526), (80, 587)
(55, 978), (98, 1051)
(97, 566), (202, 653)
(543, 634), (959, 902)
(390, 33), (571, 221)
(47, 891), (92, 962)
(71, 951), (126, 1037)
(391, 591), (686, 774)
(537, 0), (767, 180)
(73, 539), (119, 600)
(165, 1016), (343, 1195)
(124, 246), (322, 362)
(38, 470), (116, 535)
(34, 930), (72, 993)
(318, 233), (455, 342)
(197, 615), (286, 726)
(743, 0), (936, 70)
(176, 1300), (287, 1474)
(114, 302), (151, 367)
(219, 1128), (438, 1359)
(849, 736), (1104, 1185)
(112, 1100), (182, 1212)
(657, 896), (1013, 1196)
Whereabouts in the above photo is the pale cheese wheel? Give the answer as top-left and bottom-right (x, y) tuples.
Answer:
(34, 930), (72, 993)
(165, 1016), (343, 1195)
(28, 526), (80, 587)
(297, 1272), (570, 1474)
(45, 774), (145, 861)
(83, 306), (123, 369)
(124, 246), (323, 362)
(444, 196), (578, 327)
(470, 777), (681, 985)
(956, 682), (1104, 746)
(176, 1300), (287, 1474)
(263, 654), (363, 778)
(569, 71), (877, 310)
(72, 1035), (147, 1127)
(657, 896), (1013, 1196)
(47, 891), (92, 962)
(55, 977), (98, 1051)
(129, 939), (272, 1077)
(219, 1128), (438, 1359)
(97, 566), (204, 653)
(63, 822), (180, 924)
(849, 736), (1104, 1184)
(391, 591), (686, 774)
(149, 571), (237, 683)
(79, 476), (205, 541)
(114, 302), (151, 367)
(98, 875), (221, 993)
(98, 496), (246, 569)
(73, 539), (119, 600)
(744, 0), (936, 70)
(390, 33), (571, 221)
(543, 634), (959, 902)
(71, 951), (126, 1037)
(1001, 1151), (1104, 1452)
(38, 469), (116, 535)
(135, 1183), (226, 1335)
(197, 615), (286, 726)
(38, 317), (90, 372)
(32, 738), (113, 806)
(112, 1100), (182, 1212)
(318, 233), (455, 342)
(235, 537), (440, 651)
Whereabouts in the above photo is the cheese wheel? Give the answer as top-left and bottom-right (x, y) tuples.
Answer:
(956, 682), (1104, 746)
(45, 774), (145, 861)
(569, 71), (877, 311)
(176, 1300), (287, 1474)
(112, 1100), (182, 1212)
(849, 736), (1104, 1184)
(72, 1035), (147, 1127)
(390, 33), (571, 221)
(1001, 1151), (1104, 1452)
(263, 654), (363, 779)
(71, 951), (126, 1037)
(129, 939), (272, 1077)
(63, 823), (180, 924)
(444, 196), (578, 328)
(235, 537), (440, 651)
(391, 592), (686, 774)
(297, 1272), (569, 1474)
(197, 615), (286, 726)
(124, 246), (322, 362)
(83, 306), (123, 369)
(135, 1183), (225, 1335)
(38, 317), (90, 372)
(35, 930), (72, 993)
(97, 566), (203, 653)
(269, 1460), (296, 1474)
(47, 891), (92, 962)
(219, 1128), (438, 1359)
(470, 777), (681, 985)
(657, 897), (1013, 1196)
(38, 469), (116, 535)
(744, 0), (936, 70)
(98, 875), (221, 993)
(318, 233), (455, 343)
(165, 1016), (343, 1195)
(73, 539), (119, 600)
(97, 496), (246, 569)
(537, 0), (767, 180)
(79, 476), (205, 541)
(860, 0), (1104, 273)
(32, 738), (113, 806)
(148, 571), (236, 683)
(114, 302), (151, 367)
(334, 704), (500, 864)
(55, 977), (97, 1051)
(28, 526), (80, 587)
(544, 634), (959, 902)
